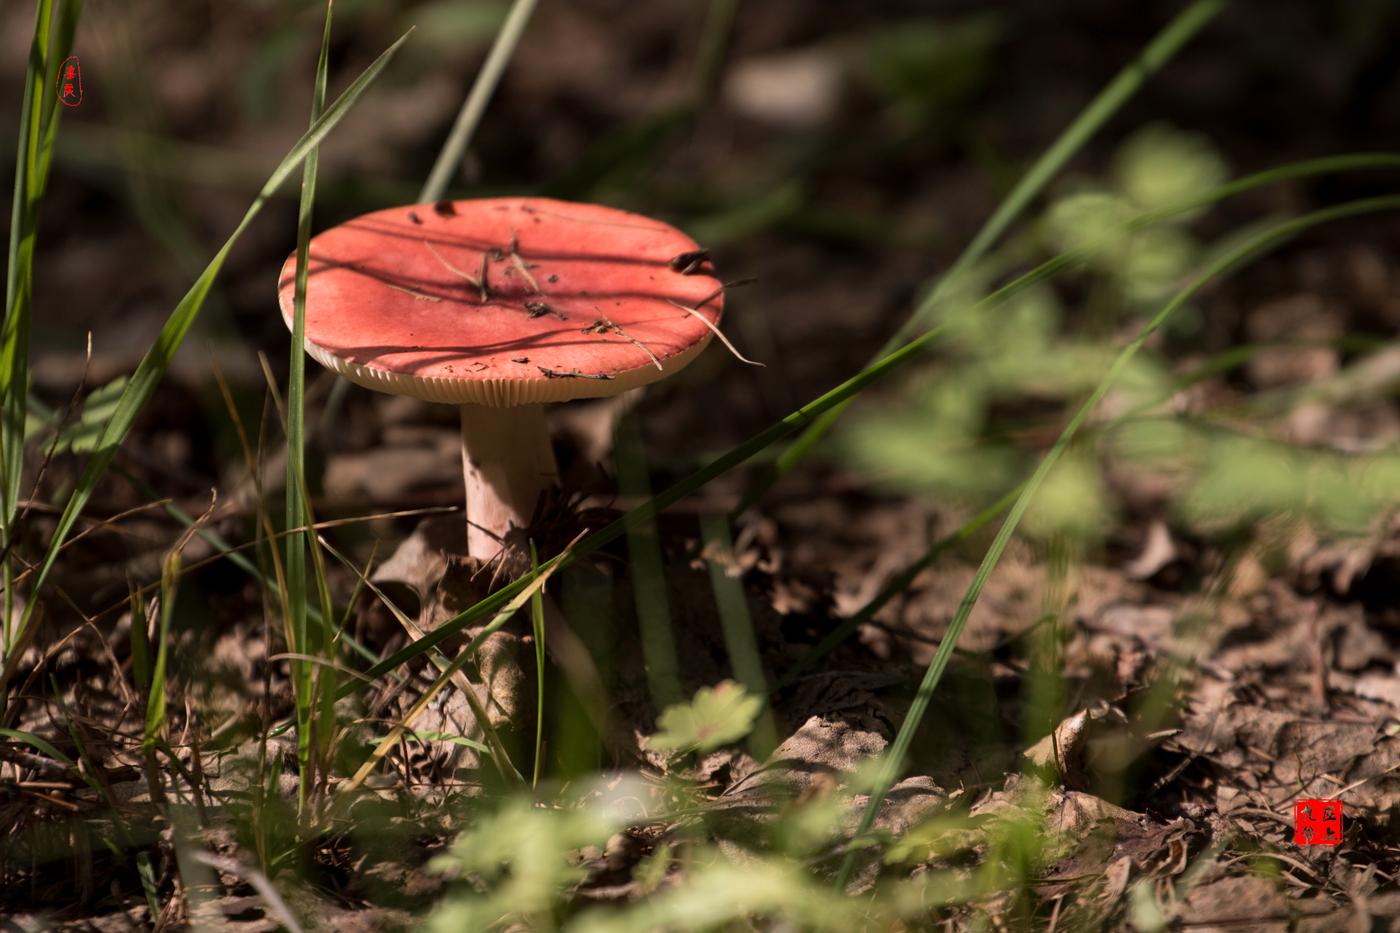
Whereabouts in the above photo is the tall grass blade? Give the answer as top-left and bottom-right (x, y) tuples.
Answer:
(739, 0), (1227, 510)
(2, 0), (67, 651)
(8, 27), (414, 650)
(0, 725), (75, 766)
(529, 539), (545, 787)
(834, 193), (1400, 889)
(700, 512), (778, 756)
(616, 413), (681, 708)
(419, 0), (539, 203)
(287, 0), (335, 815)
(34, 1), (82, 200)
(143, 551), (179, 753)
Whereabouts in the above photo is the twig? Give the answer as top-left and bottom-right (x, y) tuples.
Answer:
(508, 230), (544, 294)
(422, 239), (484, 296)
(385, 283), (441, 303)
(666, 278), (763, 367)
(583, 315), (663, 371)
(190, 851), (305, 933)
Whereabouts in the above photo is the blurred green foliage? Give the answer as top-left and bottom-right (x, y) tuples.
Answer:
(27, 375), (128, 454)
(427, 789), (631, 931)
(1044, 123), (1226, 309)
(422, 683), (1076, 931)
(645, 680), (764, 756)
(863, 14), (1005, 130)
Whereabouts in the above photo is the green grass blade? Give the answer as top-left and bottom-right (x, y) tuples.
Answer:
(2, 0), (55, 650)
(700, 512), (778, 757)
(419, 0), (539, 203)
(2, 0), (79, 531)
(0, 724), (75, 766)
(529, 539), (545, 788)
(344, 326), (946, 697)
(10, 26), (414, 644)
(143, 551), (179, 751)
(692, 0), (741, 103)
(34, 0), (81, 202)
(616, 413), (681, 708)
(740, 0), (1227, 509)
(834, 193), (1400, 889)
(340, 153), (1400, 698)
(128, 583), (151, 698)
(287, 0), (335, 815)
(135, 850), (161, 921)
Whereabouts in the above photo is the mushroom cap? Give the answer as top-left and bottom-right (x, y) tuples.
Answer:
(277, 197), (723, 406)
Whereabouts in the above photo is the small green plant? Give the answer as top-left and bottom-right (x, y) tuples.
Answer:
(1044, 122), (1227, 310)
(645, 680), (763, 757)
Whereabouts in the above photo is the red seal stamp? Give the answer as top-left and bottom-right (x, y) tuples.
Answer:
(57, 55), (81, 108)
(1294, 800), (1342, 846)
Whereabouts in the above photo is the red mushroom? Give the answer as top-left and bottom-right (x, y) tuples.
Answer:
(278, 197), (723, 561)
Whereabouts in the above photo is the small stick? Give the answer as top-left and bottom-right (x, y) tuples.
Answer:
(385, 283), (442, 302)
(478, 251), (491, 302)
(511, 252), (543, 293)
(582, 314), (663, 371)
(666, 278), (763, 367)
(422, 239), (484, 294)
(508, 229), (544, 294)
(692, 276), (756, 309)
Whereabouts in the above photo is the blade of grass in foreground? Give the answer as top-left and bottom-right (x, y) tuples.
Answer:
(337, 154), (1400, 697)
(616, 412), (681, 709)
(2, 0), (81, 651)
(701, 512), (779, 757)
(142, 550), (179, 756)
(286, 0), (335, 817)
(5, 27), (414, 657)
(737, 0), (1227, 511)
(833, 193), (1400, 890)
(529, 540), (545, 788)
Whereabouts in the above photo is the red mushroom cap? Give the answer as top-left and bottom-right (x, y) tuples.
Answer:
(277, 197), (723, 406)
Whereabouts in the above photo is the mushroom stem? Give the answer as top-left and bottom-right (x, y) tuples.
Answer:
(459, 403), (559, 560)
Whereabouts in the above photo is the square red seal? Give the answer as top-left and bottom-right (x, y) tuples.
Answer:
(1294, 799), (1343, 846)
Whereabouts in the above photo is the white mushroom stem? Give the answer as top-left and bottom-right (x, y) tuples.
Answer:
(459, 402), (559, 560)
